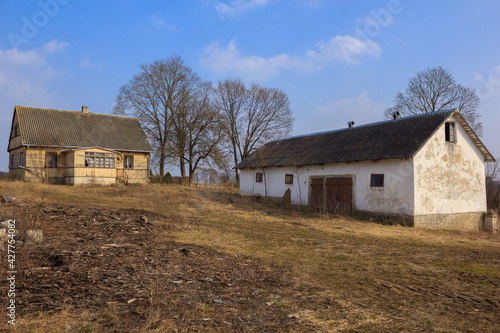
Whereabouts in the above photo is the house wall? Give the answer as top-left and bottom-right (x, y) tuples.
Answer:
(70, 149), (149, 185)
(8, 146), (149, 185)
(413, 114), (487, 231)
(240, 158), (415, 215)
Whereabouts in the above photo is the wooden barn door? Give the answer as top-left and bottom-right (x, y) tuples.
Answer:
(310, 178), (324, 211)
(326, 177), (352, 215)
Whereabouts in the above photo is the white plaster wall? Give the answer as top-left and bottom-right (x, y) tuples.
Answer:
(239, 158), (415, 215)
(413, 115), (487, 215)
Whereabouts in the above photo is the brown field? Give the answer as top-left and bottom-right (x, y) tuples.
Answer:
(0, 181), (499, 332)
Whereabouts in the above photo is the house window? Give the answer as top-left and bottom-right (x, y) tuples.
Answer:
(285, 174), (294, 185)
(124, 155), (134, 169)
(9, 154), (14, 169)
(256, 172), (263, 183)
(85, 152), (115, 168)
(47, 152), (57, 168)
(19, 152), (24, 167)
(445, 122), (456, 142)
(370, 174), (384, 187)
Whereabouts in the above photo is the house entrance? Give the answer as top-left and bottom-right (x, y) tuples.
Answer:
(310, 177), (353, 215)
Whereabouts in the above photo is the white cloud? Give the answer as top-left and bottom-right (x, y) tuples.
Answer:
(42, 40), (70, 54)
(79, 54), (95, 68)
(306, 35), (381, 65)
(214, 0), (268, 18)
(151, 13), (166, 29)
(150, 13), (176, 32)
(200, 39), (316, 80)
(0, 40), (68, 116)
(200, 35), (380, 80)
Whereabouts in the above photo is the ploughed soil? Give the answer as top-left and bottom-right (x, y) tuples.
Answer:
(0, 202), (323, 332)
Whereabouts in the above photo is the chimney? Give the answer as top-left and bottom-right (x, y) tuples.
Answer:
(392, 111), (400, 120)
(348, 121), (355, 128)
(82, 106), (89, 114)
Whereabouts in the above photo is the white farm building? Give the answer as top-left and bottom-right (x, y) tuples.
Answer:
(236, 109), (495, 232)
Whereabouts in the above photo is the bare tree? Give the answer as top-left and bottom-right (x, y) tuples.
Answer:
(169, 81), (224, 183)
(486, 159), (500, 210)
(214, 78), (294, 182)
(385, 66), (483, 135)
(113, 56), (193, 176)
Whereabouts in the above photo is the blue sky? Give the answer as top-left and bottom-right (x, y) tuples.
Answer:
(1, 0), (499, 172)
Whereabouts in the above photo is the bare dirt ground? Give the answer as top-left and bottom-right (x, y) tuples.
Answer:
(1, 202), (322, 332)
(0, 181), (499, 332)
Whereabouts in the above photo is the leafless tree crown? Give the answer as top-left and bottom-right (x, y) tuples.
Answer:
(214, 78), (294, 182)
(385, 66), (482, 135)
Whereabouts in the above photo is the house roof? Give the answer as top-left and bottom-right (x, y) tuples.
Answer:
(236, 109), (495, 169)
(11, 106), (153, 152)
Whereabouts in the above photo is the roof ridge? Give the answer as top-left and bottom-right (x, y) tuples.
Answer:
(15, 106), (138, 120)
(276, 109), (457, 142)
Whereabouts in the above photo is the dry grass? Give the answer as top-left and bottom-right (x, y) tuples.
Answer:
(1, 180), (499, 332)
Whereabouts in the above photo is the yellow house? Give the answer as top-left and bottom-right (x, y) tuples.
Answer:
(8, 105), (153, 185)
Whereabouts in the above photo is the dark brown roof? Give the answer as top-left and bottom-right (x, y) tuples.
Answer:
(12, 106), (152, 152)
(236, 109), (495, 169)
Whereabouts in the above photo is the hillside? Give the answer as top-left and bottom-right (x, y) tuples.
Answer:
(0, 181), (499, 332)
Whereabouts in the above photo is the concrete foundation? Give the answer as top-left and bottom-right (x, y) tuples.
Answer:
(414, 212), (484, 232)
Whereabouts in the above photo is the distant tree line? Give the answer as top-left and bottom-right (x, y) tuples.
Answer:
(113, 55), (294, 183)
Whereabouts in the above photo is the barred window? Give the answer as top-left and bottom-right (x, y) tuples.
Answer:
(370, 174), (384, 187)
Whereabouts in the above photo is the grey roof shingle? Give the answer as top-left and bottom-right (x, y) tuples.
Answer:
(236, 109), (495, 169)
(13, 106), (153, 152)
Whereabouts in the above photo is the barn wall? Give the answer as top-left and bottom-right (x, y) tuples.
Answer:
(413, 115), (486, 231)
(239, 158), (415, 215)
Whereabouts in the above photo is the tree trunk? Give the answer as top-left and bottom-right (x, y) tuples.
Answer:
(159, 143), (166, 176)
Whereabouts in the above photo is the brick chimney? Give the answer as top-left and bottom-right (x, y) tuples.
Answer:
(82, 106), (89, 114)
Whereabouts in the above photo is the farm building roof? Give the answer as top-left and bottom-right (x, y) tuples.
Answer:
(236, 109), (495, 169)
(10, 106), (153, 152)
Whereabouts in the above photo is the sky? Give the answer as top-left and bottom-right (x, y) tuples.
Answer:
(0, 0), (499, 173)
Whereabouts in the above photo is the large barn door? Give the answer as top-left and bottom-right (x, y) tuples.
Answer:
(326, 177), (352, 215)
(310, 178), (323, 211)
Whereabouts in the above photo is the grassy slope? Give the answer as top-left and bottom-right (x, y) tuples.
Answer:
(1, 181), (499, 332)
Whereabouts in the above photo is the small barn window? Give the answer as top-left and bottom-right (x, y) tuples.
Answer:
(124, 155), (134, 169)
(445, 122), (456, 142)
(256, 172), (263, 183)
(370, 174), (384, 187)
(19, 152), (24, 167)
(285, 174), (294, 185)
(47, 152), (57, 168)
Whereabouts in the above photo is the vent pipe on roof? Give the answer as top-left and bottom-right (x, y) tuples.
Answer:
(392, 111), (400, 120)
(348, 121), (355, 128)
(82, 106), (89, 114)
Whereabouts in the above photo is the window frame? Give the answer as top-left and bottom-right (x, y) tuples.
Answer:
(445, 122), (456, 143)
(46, 152), (57, 168)
(285, 174), (294, 185)
(256, 172), (263, 183)
(19, 152), (24, 167)
(370, 174), (384, 187)
(124, 155), (134, 169)
(85, 152), (115, 168)
(9, 154), (14, 169)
